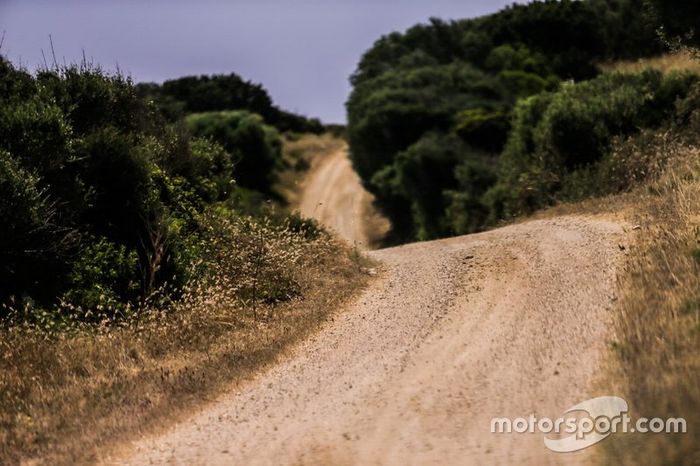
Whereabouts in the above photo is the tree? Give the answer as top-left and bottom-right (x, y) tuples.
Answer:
(646, 0), (700, 50)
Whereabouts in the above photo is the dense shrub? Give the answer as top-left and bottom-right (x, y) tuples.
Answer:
(0, 150), (74, 311)
(454, 108), (511, 152)
(347, 61), (508, 185)
(60, 237), (141, 317)
(646, 0), (700, 49)
(159, 74), (273, 116)
(358, 136), (502, 244)
(369, 132), (498, 241)
(0, 57), (300, 320)
(347, 0), (664, 242)
(137, 74), (324, 134)
(445, 156), (498, 235)
(37, 67), (150, 135)
(0, 59), (35, 103)
(186, 111), (283, 193)
(350, 0), (660, 86)
(0, 98), (73, 177)
(75, 128), (158, 246)
(491, 70), (699, 215)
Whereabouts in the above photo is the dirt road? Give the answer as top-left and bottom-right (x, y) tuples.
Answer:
(297, 146), (389, 248)
(113, 213), (628, 465)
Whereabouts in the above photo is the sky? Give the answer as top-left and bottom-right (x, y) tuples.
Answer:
(0, 0), (517, 124)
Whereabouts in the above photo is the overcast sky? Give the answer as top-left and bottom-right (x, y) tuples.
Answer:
(0, 0), (517, 123)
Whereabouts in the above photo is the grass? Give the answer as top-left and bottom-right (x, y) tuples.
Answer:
(599, 137), (700, 464)
(0, 218), (374, 465)
(600, 51), (700, 75)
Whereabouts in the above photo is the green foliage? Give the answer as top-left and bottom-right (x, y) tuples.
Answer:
(346, 59), (508, 240)
(75, 128), (158, 246)
(37, 66), (150, 135)
(484, 44), (550, 75)
(283, 211), (326, 241)
(136, 74), (324, 134)
(186, 111), (283, 193)
(445, 157), (499, 235)
(0, 97), (73, 177)
(492, 70), (699, 215)
(454, 108), (510, 152)
(0, 59), (35, 103)
(0, 150), (74, 311)
(159, 74), (272, 115)
(371, 132), (498, 241)
(0, 54), (329, 323)
(188, 137), (235, 202)
(645, 0), (700, 49)
(347, 62), (508, 182)
(347, 0), (691, 242)
(347, 0), (665, 242)
(498, 70), (559, 99)
(393, 133), (465, 240)
(61, 237), (141, 317)
(351, 0), (660, 86)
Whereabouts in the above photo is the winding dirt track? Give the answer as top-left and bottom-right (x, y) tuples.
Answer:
(113, 151), (629, 465)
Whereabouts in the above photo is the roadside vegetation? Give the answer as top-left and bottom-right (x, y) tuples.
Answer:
(0, 57), (370, 465)
(346, 0), (700, 244)
(347, 0), (668, 242)
(136, 73), (324, 134)
(602, 122), (700, 465)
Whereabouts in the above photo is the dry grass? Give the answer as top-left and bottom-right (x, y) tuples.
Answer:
(598, 136), (700, 464)
(275, 133), (346, 207)
(0, 216), (374, 465)
(600, 51), (700, 75)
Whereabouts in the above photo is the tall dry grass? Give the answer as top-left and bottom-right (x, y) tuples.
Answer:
(602, 133), (700, 464)
(600, 51), (700, 75)
(0, 214), (373, 465)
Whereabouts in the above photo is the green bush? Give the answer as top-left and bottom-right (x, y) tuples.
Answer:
(37, 66), (150, 135)
(186, 111), (282, 193)
(0, 151), (74, 310)
(445, 157), (498, 235)
(75, 128), (159, 246)
(346, 0), (664, 242)
(0, 58), (35, 104)
(188, 138), (235, 202)
(454, 108), (511, 152)
(498, 70), (559, 99)
(392, 133), (463, 240)
(347, 62), (508, 182)
(373, 132), (498, 241)
(60, 237), (141, 317)
(492, 70), (699, 215)
(0, 56), (328, 322)
(0, 98), (73, 178)
(136, 74), (324, 134)
(645, 0), (700, 49)
(351, 0), (660, 86)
